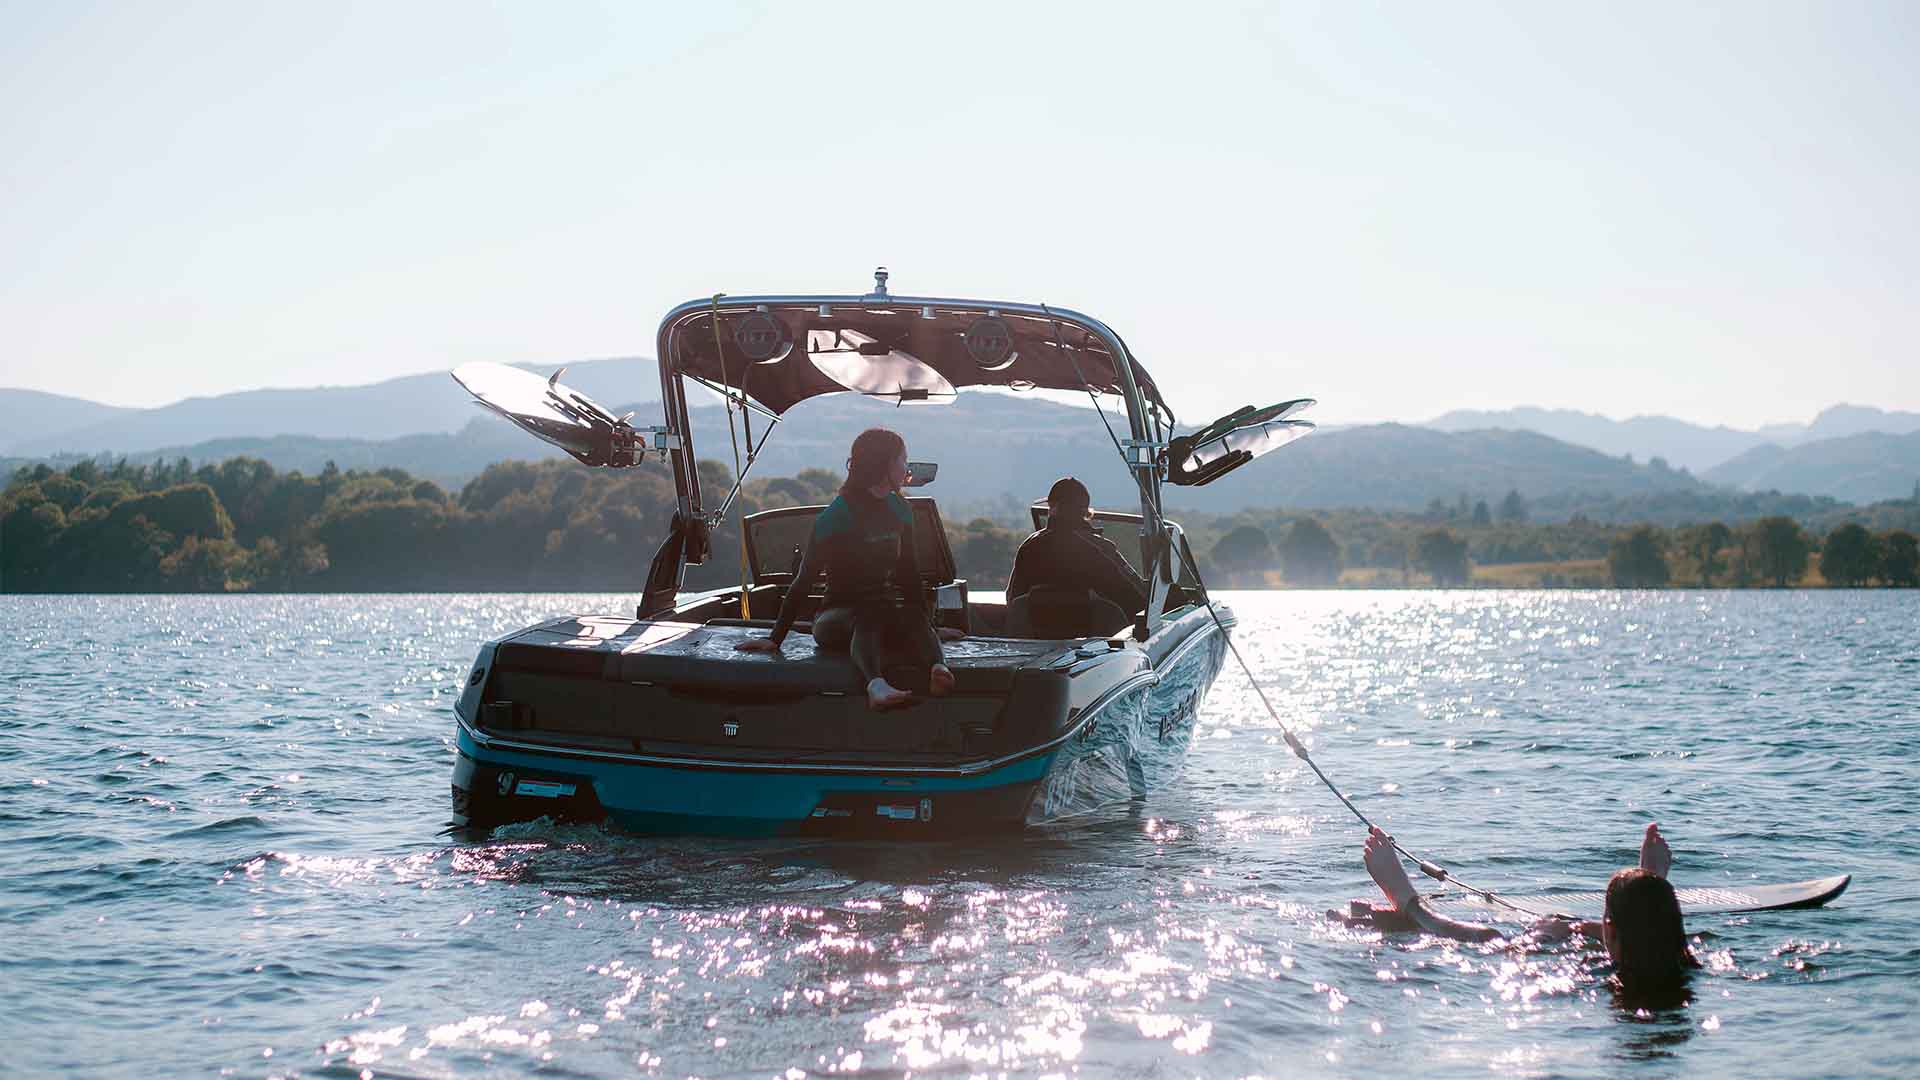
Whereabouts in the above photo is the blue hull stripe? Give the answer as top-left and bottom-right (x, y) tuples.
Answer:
(458, 727), (1056, 827)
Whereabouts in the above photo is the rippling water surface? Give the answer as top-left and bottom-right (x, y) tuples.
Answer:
(2, 591), (1914, 1078)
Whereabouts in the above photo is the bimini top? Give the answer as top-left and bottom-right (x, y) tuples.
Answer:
(654, 274), (1168, 419)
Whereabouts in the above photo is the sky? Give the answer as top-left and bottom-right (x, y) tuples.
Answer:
(2, 0), (1916, 430)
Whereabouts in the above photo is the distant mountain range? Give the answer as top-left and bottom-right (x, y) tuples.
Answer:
(1, 390), (1718, 519)
(0, 389), (137, 448)
(1703, 430), (1920, 505)
(1424, 403), (1920, 474)
(0, 357), (654, 457)
(6, 367), (1918, 510)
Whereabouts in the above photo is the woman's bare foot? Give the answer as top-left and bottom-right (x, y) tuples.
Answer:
(928, 664), (955, 698)
(867, 677), (916, 711)
(1638, 822), (1672, 879)
(1363, 826), (1419, 911)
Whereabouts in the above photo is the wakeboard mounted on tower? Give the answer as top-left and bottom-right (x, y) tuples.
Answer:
(1165, 399), (1316, 487)
(451, 362), (674, 468)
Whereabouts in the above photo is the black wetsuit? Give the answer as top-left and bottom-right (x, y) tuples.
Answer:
(1006, 519), (1149, 614)
(767, 490), (943, 690)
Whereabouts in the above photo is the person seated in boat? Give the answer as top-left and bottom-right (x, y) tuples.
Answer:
(735, 427), (955, 710)
(1004, 477), (1148, 636)
(1350, 822), (1699, 998)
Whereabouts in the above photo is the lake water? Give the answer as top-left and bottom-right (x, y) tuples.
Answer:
(1, 591), (1914, 1078)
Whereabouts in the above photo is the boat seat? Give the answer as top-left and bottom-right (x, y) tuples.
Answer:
(1003, 586), (1131, 640)
(494, 620), (1035, 696)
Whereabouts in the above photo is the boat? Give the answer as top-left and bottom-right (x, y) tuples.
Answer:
(448, 270), (1313, 836)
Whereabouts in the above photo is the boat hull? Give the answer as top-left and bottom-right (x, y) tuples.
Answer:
(1022, 606), (1227, 824)
(453, 731), (1055, 837)
(449, 603), (1232, 838)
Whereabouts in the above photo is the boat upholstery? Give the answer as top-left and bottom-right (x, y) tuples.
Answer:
(481, 617), (1086, 759)
(744, 496), (957, 587)
(493, 618), (1069, 697)
(1004, 586), (1132, 640)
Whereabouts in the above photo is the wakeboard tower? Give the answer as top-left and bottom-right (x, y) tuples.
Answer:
(447, 269), (1315, 836)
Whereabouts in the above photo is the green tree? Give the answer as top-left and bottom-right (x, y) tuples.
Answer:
(312, 499), (453, 590)
(70, 508), (175, 590)
(1681, 522), (1732, 585)
(1211, 524), (1274, 584)
(1472, 499), (1492, 526)
(78, 480), (136, 513)
(244, 536), (330, 590)
(1608, 525), (1670, 587)
(1819, 523), (1879, 586)
(756, 468), (841, 509)
(1279, 517), (1343, 585)
(35, 473), (90, 513)
(1745, 516), (1810, 586)
(197, 457), (280, 543)
(107, 483), (234, 542)
(158, 537), (248, 592)
(1498, 489), (1529, 523)
(952, 520), (1020, 590)
(1882, 530), (1918, 587)
(1, 496), (67, 592)
(1412, 528), (1471, 586)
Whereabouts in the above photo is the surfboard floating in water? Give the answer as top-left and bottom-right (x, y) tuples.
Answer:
(1422, 874), (1850, 921)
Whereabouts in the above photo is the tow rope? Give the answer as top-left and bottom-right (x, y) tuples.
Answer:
(1060, 337), (1546, 920)
(1173, 541), (1546, 919)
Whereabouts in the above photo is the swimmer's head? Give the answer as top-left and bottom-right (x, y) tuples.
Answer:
(1603, 868), (1691, 994)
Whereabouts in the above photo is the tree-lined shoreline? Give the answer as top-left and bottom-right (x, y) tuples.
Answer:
(3, 456), (1916, 594)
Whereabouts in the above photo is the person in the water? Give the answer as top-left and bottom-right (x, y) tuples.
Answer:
(1351, 822), (1699, 997)
(735, 427), (954, 710)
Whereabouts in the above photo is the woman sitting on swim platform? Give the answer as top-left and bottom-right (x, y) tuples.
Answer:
(736, 427), (954, 711)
